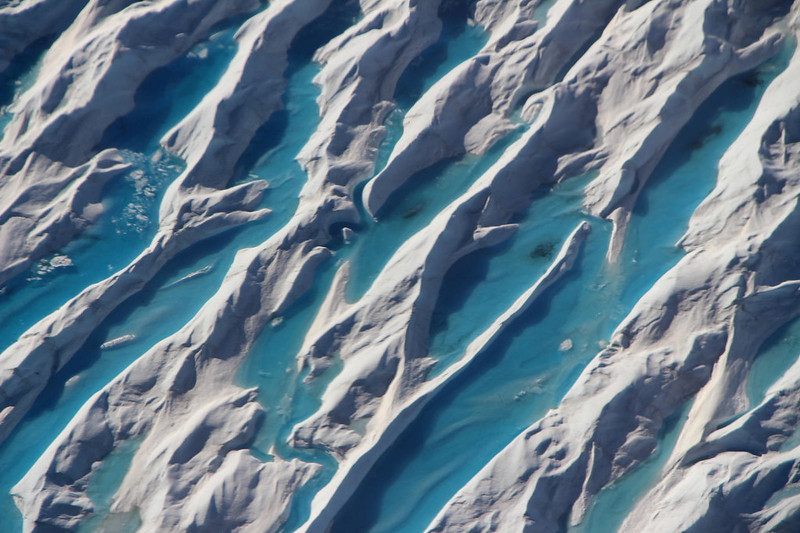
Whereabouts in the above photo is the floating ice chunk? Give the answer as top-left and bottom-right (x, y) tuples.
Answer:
(100, 334), (136, 350)
(164, 265), (214, 289)
(29, 254), (75, 280)
(49, 255), (73, 269)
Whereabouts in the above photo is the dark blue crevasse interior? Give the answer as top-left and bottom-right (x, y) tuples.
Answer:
(231, 0), (361, 186)
(620, 37), (796, 310)
(96, 7), (259, 154)
(0, 34), (54, 109)
(231, 109), (290, 184)
(369, 0), (486, 178)
(567, 36), (798, 533)
(95, 25), (239, 154)
(232, 0), (361, 186)
(345, 128), (522, 303)
(287, 0), (361, 71)
(426, 184), (560, 344)
(327, 33), (798, 533)
(329, 227), (607, 533)
(0, 1), (796, 532)
(393, 0), (477, 110)
(368, 0), (487, 180)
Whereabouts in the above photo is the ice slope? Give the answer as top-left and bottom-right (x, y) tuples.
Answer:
(0, 0), (799, 531)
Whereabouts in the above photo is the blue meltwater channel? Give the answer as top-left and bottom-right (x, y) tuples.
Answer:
(0, 5), (794, 533)
(569, 35), (797, 533)
(0, 20), (268, 528)
(328, 31), (798, 533)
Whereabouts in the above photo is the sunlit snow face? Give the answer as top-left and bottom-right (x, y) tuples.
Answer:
(0, 1), (798, 532)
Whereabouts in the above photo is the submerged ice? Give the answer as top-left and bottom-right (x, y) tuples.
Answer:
(1, 0), (800, 532)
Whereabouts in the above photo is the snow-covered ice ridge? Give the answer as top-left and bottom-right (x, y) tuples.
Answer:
(1, 0), (799, 531)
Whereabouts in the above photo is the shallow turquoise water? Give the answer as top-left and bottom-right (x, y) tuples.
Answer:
(0, 34), (53, 136)
(347, 11), (490, 302)
(426, 172), (600, 377)
(569, 400), (693, 533)
(78, 437), (144, 533)
(620, 37), (796, 312)
(1, 4), (797, 533)
(372, 106), (405, 176)
(393, 8), (486, 112)
(345, 14), (490, 302)
(331, 207), (615, 533)
(0, 150), (190, 529)
(565, 36), (798, 533)
(0, 7), (356, 525)
(748, 316), (800, 406)
(0, 56), (320, 528)
(0, 20), (258, 529)
(231, 47), (344, 467)
(237, 254), (342, 533)
(328, 29), (797, 533)
(236, 256), (339, 460)
(0, 2), (369, 528)
(532, 0), (559, 28)
(0, 23), (242, 355)
(346, 129), (522, 302)
(0, 150), (184, 353)
(249, 8), (495, 530)
(374, 9), (487, 170)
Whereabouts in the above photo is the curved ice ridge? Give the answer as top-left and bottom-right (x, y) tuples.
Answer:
(0, 0), (799, 531)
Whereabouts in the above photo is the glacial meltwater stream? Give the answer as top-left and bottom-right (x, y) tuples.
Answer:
(0, 1), (797, 532)
(329, 26), (798, 533)
(569, 34), (797, 533)
(0, 20), (248, 529)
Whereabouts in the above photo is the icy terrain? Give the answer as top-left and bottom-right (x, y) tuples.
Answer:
(0, 0), (799, 531)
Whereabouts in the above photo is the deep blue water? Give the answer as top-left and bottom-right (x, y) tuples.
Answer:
(0, 33), (53, 135)
(0, 3), (796, 533)
(345, 14), (489, 302)
(0, 20), (250, 529)
(748, 316), (800, 406)
(566, 34), (798, 533)
(328, 28), (798, 533)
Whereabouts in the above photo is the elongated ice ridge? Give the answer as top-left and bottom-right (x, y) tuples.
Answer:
(1, 0), (800, 531)
(296, 221), (590, 532)
(0, 0), (263, 286)
(428, 8), (800, 533)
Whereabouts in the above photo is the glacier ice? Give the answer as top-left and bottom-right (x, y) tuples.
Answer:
(0, 0), (799, 532)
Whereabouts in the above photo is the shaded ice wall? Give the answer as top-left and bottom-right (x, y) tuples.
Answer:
(0, 0), (799, 532)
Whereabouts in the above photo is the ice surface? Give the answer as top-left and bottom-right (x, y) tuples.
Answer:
(1, 0), (800, 532)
